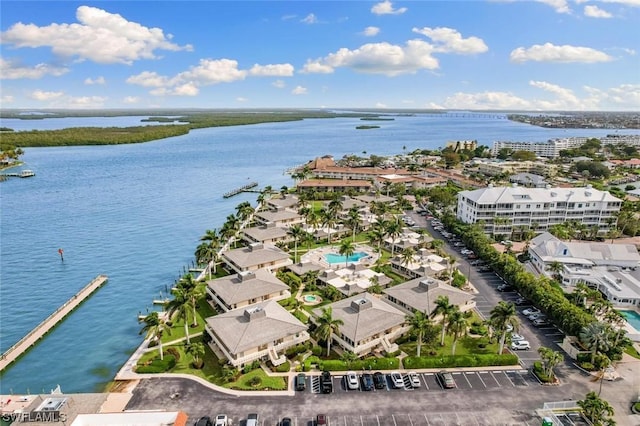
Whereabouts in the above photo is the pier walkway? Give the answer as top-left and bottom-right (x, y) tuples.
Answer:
(0, 274), (108, 372)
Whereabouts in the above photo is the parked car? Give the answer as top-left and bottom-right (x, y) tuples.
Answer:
(511, 340), (531, 350)
(316, 414), (328, 425)
(280, 417), (293, 426)
(408, 372), (421, 388)
(528, 313), (546, 321)
(373, 372), (386, 389)
(532, 318), (549, 327)
(514, 297), (528, 305)
(497, 284), (514, 292)
(320, 371), (333, 393)
(510, 333), (525, 342)
(437, 371), (456, 389)
(361, 373), (374, 391)
(390, 372), (404, 389)
(295, 373), (306, 391)
(346, 371), (359, 390)
(522, 307), (541, 316)
(214, 415), (228, 426)
(246, 414), (259, 426)
(194, 417), (213, 426)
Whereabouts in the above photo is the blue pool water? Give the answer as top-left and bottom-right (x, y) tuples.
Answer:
(620, 310), (640, 331)
(325, 252), (368, 264)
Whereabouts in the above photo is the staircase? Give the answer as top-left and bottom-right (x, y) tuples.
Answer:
(268, 346), (286, 366)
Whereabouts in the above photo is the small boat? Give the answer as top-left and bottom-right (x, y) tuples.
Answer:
(19, 170), (35, 178)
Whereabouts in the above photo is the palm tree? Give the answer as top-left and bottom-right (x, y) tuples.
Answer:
(385, 217), (403, 257)
(400, 247), (415, 269)
(166, 285), (193, 344)
(321, 208), (338, 245)
(446, 308), (467, 355)
(489, 301), (519, 354)
(431, 295), (455, 346)
(139, 311), (171, 361)
(368, 222), (387, 254)
(288, 224), (305, 263)
(340, 350), (358, 366)
(346, 206), (360, 240)
(315, 307), (344, 357)
(406, 310), (432, 357)
(176, 274), (204, 327)
(580, 322), (610, 364)
(547, 261), (564, 281)
(338, 238), (355, 268)
(186, 341), (205, 369)
(577, 391), (615, 425)
(194, 242), (218, 278)
(538, 346), (563, 381)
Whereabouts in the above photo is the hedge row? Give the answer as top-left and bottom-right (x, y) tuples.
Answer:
(302, 356), (400, 372)
(403, 354), (518, 369)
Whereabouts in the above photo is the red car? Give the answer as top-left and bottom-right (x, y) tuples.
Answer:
(316, 414), (327, 425)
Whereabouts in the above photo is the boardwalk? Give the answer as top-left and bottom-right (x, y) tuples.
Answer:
(0, 274), (108, 372)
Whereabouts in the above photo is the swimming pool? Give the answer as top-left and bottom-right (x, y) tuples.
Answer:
(619, 310), (640, 332)
(325, 252), (368, 264)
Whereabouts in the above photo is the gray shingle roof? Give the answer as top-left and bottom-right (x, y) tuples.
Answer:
(242, 226), (289, 242)
(206, 300), (306, 354)
(223, 244), (290, 268)
(313, 294), (405, 343)
(206, 269), (288, 305)
(383, 278), (474, 314)
(460, 185), (620, 204)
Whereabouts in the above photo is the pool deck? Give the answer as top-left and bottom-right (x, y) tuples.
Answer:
(300, 245), (378, 269)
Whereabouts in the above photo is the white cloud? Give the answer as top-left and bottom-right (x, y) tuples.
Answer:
(362, 26), (380, 37)
(1, 95), (15, 104)
(1, 6), (192, 65)
(600, 0), (640, 6)
(176, 59), (247, 85)
(64, 96), (107, 108)
(301, 13), (318, 24)
(30, 90), (64, 101)
(535, 0), (571, 13)
(292, 86), (308, 95)
(249, 63), (294, 77)
(84, 76), (106, 85)
(126, 71), (169, 88)
(371, 0), (407, 15)
(301, 60), (335, 74)
(0, 57), (68, 79)
(375, 102), (388, 108)
(172, 82), (199, 96)
(528, 80), (585, 108)
(303, 40), (439, 76)
(412, 27), (488, 54)
(584, 84), (640, 108)
(123, 96), (139, 104)
(510, 42), (613, 63)
(272, 80), (286, 89)
(236, 97), (248, 102)
(441, 91), (532, 110)
(584, 5), (613, 17)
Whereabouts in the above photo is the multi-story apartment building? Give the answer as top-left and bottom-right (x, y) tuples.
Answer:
(456, 184), (622, 237)
(492, 135), (640, 158)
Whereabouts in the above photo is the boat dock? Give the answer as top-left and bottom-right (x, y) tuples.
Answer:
(0, 274), (108, 372)
(223, 181), (258, 198)
(0, 169), (35, 179)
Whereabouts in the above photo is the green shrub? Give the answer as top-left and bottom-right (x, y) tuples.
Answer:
(303, 355), (320, 372)
(311, 346), (323, 356)
(579, 362), (595, 371)
(533, 361), (553, 383)
(285, 343), (309, 357)
(243, 360), (260, 374)
(403, 354), (518, 369)
(274, 361), (291, 373)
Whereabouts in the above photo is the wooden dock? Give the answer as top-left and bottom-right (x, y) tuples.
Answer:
(0, 274), (108, 372)
(223, 181), (258, 198)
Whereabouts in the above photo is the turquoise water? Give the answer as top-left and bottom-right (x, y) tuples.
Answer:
(0, 113), (633, 394)
(620, 310), (640, 331)
(325, 252), (368, 264)
(303, 295), (319, 302)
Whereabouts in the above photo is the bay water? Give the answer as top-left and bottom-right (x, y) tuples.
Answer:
(0, 113), (631, 393)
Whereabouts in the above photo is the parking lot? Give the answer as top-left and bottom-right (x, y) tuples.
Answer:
(305, 370), (539, 395)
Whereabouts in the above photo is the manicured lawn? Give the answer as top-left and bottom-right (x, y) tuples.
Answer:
(625, 344), (640, 360)
(223, 368), (287, 391)
(160, 297), (216, 343)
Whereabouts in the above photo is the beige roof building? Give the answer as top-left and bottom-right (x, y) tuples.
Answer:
(297, 179), (373, 193)
(312, 293), (408, 357)
(206, 269), (291, 312)
(222, 242), (292, 273)
(205, 300), (309, 367)
(384, 277), (476, 316)
(266, 194), (300, 210)
(242, 224), (291, 245)
(254, 209), (304, 228)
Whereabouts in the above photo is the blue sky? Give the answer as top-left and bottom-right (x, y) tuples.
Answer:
(1, 1), (638, 110)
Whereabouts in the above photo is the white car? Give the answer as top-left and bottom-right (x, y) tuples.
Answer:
(346, 371), (359, 390)
(408, 372), (421, 388)
(511, 340), (531, 350)
(390, 372), (405, 389)
(522, 307), (540, 316)
(215, 415), (228, 426)
(528, 313), (545, 321)
(510, 333), (525, 342)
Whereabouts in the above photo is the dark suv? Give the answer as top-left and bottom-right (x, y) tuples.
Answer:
(194, 417), (213, 426)
(295, 373), (306, 391)
(373, 371), (386, 389)
(361, 373), (374, 391)
(320, 371), (333, 393)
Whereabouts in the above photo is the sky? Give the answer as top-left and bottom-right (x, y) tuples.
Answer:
(0, 0), (639, 111)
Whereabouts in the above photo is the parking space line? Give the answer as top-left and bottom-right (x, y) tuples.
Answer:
(463, 372), (473, 388)
(376, 415), (380, 426)
(408, 414), (414, 426)
(360, 415), (364, 426)
(503, 371), (516, 387)
(392, 414), (397, 426)
(488, 371), (502, 387)
(476, 372), (487, 388)
(424, 414), (430, 426)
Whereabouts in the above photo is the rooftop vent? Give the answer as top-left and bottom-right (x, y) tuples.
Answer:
(238, 271), (256, 282)
(249, 242), (264, 251)
(244, 306), (266, 321)
(351, 298), (373, 312)
(418, 279), (438, 291)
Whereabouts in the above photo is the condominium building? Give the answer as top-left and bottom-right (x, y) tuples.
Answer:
(456, 184), (622, 237)
(492, 135), (640, 158)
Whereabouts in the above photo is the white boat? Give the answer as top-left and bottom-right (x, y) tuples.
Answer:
(19, 170), (35, 178)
